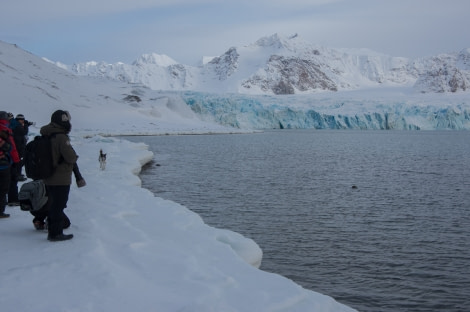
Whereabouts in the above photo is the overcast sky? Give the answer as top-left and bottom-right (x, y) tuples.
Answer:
(1, 0), (469, 65)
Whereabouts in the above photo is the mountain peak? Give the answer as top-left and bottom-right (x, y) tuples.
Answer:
(250, 33), (320, 59)
(133, 53), (178, 67)
(457, 48), (470, 70)
(253, 33), (301, 50)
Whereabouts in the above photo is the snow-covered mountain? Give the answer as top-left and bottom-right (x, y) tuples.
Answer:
(414, 48), (470, 93)
(1, 38), (470, 131)
(0, 41), (237, 136)
(69, 33), (469, 95)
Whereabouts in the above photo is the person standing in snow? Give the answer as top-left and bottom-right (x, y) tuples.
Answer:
(0, 111), (20, 218)
(40, 110), (77, 241)
(7, 114), (28, 205)
(0, 130), (13, 218)
(12, 114), (33, 181)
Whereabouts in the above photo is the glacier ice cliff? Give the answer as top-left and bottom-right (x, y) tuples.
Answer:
(180, 91), (470, 130)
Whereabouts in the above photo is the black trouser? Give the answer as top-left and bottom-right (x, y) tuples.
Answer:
(46, 185), (70, 237)
(0, 167), (10, 214)
(8, 163), (19, 203)
(30, 198), (70, 229)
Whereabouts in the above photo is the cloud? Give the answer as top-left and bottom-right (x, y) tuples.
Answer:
(1, 0), (217, 24)
(1, 0), (469, 64)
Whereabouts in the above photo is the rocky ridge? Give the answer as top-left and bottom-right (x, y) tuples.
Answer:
(68, 34), (469, 95)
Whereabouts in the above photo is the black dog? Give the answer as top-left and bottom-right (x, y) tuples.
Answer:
(99, 149), (107, 170)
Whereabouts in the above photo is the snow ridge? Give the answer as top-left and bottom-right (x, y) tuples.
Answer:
(414, 49), (470, 93)
(67, 33), (469, 95)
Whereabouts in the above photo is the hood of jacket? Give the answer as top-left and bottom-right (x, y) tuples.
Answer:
(9, 118), (20, 130)
(0, 119), (10, 130)
(40, 122), (68, 137)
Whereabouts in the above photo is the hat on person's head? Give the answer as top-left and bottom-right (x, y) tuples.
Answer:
(51, 110), (72, 132)
(16, 114), (25, 120)
(7, 112), (14, 120)
(0, 111), (8, 121)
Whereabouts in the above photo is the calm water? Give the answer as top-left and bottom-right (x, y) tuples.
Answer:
(127, 130), (470, 312)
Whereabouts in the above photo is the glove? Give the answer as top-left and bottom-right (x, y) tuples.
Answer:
(76, 178), (87, 188)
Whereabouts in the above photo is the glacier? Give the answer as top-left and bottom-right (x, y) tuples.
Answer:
(179, 90), (470, 130)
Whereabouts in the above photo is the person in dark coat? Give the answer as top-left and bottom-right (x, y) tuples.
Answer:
(0, 111), (20, 217)
(13, 114), (33, 181)
(7, 114), (28, 205)
(11, 115), (27, 158)
(40, 110), (77, 241)
(0, 130), (12, 218)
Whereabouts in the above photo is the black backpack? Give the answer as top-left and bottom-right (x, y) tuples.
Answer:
(24, 135), (55, 180)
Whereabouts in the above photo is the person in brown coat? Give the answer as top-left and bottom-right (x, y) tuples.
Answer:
(40, 110), (77, 241)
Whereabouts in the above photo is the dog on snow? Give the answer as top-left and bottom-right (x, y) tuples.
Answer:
(99, 149), (107, 170)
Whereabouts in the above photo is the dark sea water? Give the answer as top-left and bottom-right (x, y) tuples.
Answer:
(126, 130), (470, 312)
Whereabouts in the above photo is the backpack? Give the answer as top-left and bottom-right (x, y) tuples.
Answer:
(18, 180), (49, 211)
(24, 135), (55, 180)
(0, 130), (12, 168)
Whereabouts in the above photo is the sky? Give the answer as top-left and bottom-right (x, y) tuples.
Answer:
(1, 0), (469, 65)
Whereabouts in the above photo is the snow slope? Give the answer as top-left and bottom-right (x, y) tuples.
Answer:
(0, 41), (239, 136)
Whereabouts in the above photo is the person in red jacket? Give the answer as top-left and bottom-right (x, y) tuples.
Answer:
(0, 112), (20, 163)
(0, 111), (20, 218)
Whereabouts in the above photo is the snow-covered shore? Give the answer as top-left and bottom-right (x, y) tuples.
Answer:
(0, 134), (356, 312)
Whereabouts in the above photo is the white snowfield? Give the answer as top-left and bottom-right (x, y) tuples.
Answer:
(1, 41), (357, 311)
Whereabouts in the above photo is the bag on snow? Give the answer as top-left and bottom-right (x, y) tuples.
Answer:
(18, 180), (48, 211)
(24, 135), (55, 180)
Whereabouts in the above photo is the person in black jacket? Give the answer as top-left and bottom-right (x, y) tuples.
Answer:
(7, 114), (27, 205)
(13, 114), (33, 181)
